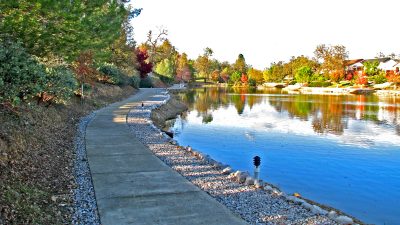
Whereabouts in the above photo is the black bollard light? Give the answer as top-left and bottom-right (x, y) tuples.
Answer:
(253, 156), (261, 181)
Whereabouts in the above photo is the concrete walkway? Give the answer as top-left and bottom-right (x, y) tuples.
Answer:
(86, 88), (246, 225)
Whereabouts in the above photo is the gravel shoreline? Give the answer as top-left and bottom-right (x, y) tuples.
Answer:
(72, 113), (101, 225)
(127, 91), (359, 225)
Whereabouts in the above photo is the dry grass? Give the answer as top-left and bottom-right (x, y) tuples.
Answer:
(0, 83), (135, 224)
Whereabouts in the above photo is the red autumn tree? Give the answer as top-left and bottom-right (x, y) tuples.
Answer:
(176, 66), (192, 82)
(355, 73), (368, 86)
(241, 73), (248, 83)
(74, 51), (97, 98)
(387, 71), (400, 89)
(136, 47), (153, 78)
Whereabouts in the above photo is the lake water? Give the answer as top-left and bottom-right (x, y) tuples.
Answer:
(170, 87), (400, 225)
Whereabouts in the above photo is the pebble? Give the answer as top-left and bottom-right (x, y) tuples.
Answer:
(125, 92), (348, 225)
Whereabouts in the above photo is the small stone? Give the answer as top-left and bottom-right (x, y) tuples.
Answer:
(264, 185), (273, 191)
(311, 205), (327, 215)
(335, 215), (353, 224)
(302, 202), (313, 210)
(328, 210), (338, 219)
(245, 176), (255, 185)
(222, 167), (232, 175)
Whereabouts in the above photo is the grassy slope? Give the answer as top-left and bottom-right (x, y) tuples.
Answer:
(0, 83), (136, 224)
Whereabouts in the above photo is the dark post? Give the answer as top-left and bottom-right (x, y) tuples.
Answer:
(253, 156), (261, 181)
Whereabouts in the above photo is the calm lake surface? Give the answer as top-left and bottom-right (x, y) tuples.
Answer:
(170, 87), (400, 225)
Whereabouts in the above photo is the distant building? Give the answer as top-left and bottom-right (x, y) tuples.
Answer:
(346, 58), (400, 76)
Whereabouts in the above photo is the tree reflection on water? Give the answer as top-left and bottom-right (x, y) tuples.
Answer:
(178, 87), (400, 136)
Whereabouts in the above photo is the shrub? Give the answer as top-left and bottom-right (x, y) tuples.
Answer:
(40, 67), (78, 104)
(248, 78), (256, 87)
(355, 73), (368, 86)
(0, 38), (47, 105)
(139, 76), (153, 88)
(370, 71), (387, 84)
(130, 75), (140, 89)
(308, 81), (332, 87)
(99, 64), (127, 85)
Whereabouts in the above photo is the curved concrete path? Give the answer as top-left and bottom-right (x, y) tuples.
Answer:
(86, 88), (246, 225)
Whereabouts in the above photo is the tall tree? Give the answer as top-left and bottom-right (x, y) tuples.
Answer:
(0, 0), (140, 62)
(204, 47), (213, 57)
(263, 61), (286, 82)
(136, 47), (153, 78)
(233, 54), (247, 74)
(176, 53), (192, 81)
(314, 44), (348, 82)
(146, 27), (168, 63)
(247, 68), (264, 84)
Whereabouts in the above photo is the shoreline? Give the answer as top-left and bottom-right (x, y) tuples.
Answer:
(198, 82), (400, 96)
(126, 90), (363, 225)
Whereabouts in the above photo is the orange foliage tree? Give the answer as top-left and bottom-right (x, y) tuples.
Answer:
(73, 51), (97, 98)
(241, 73), (248, 83)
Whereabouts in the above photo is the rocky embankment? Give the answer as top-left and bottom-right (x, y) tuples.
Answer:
(127, 92), (362, 225)
(151, 95), (188, 128)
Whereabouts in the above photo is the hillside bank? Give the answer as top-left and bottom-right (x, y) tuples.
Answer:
(0, 84), (135, 224)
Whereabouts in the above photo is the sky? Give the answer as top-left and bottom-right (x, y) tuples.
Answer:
(130, 0), (399, 70)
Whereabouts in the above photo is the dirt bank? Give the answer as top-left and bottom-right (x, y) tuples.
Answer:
(0, 83), (136, 224)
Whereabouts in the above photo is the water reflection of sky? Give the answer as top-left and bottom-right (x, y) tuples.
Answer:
(172, 88), (400, 224)
(181, 101), (400, 148)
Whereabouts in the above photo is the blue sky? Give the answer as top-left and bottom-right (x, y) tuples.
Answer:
(130, 0), (400, 70)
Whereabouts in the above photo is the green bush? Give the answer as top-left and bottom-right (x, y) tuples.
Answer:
(139, 76), (153, 88)
(295, 66), (313, 83)
(0, 38), (46, 105)
(99, 64), (126, 85)
(248, 78), (257, 87)
(370, 71), (387, 84)
(308, 81), (332, 87)
(42, 67), (78, 104)
(130, 75), (141, 88)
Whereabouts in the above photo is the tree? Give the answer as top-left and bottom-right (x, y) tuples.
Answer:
(146, 28), (168, 63)
(295, 66), (314, 83)
(211, 70), (220, 82)
(314, 44), (348, 82)
(136, 47), (153, 78)
(194, 55), (211, 79)
(387, 72), (400, 89)
(285, 55), (318, 78)
(73, 51), (97, 98)
(204, 47), (213, 57)
(176, 66), (192, 82)
(0, 0), (139, 63)
(220, 67), (230, 83)
(230, 71), (241, 85)
(154, 39), (177, 64)
(155, 58), (175, 78)
(176, 53), (192, 82)
(233, 54), (247, 74)
(263, 61), (286, 82)
(247, 68), (264, 84)
(363, 60), (380, 76)
(241, 73), (248, 84)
